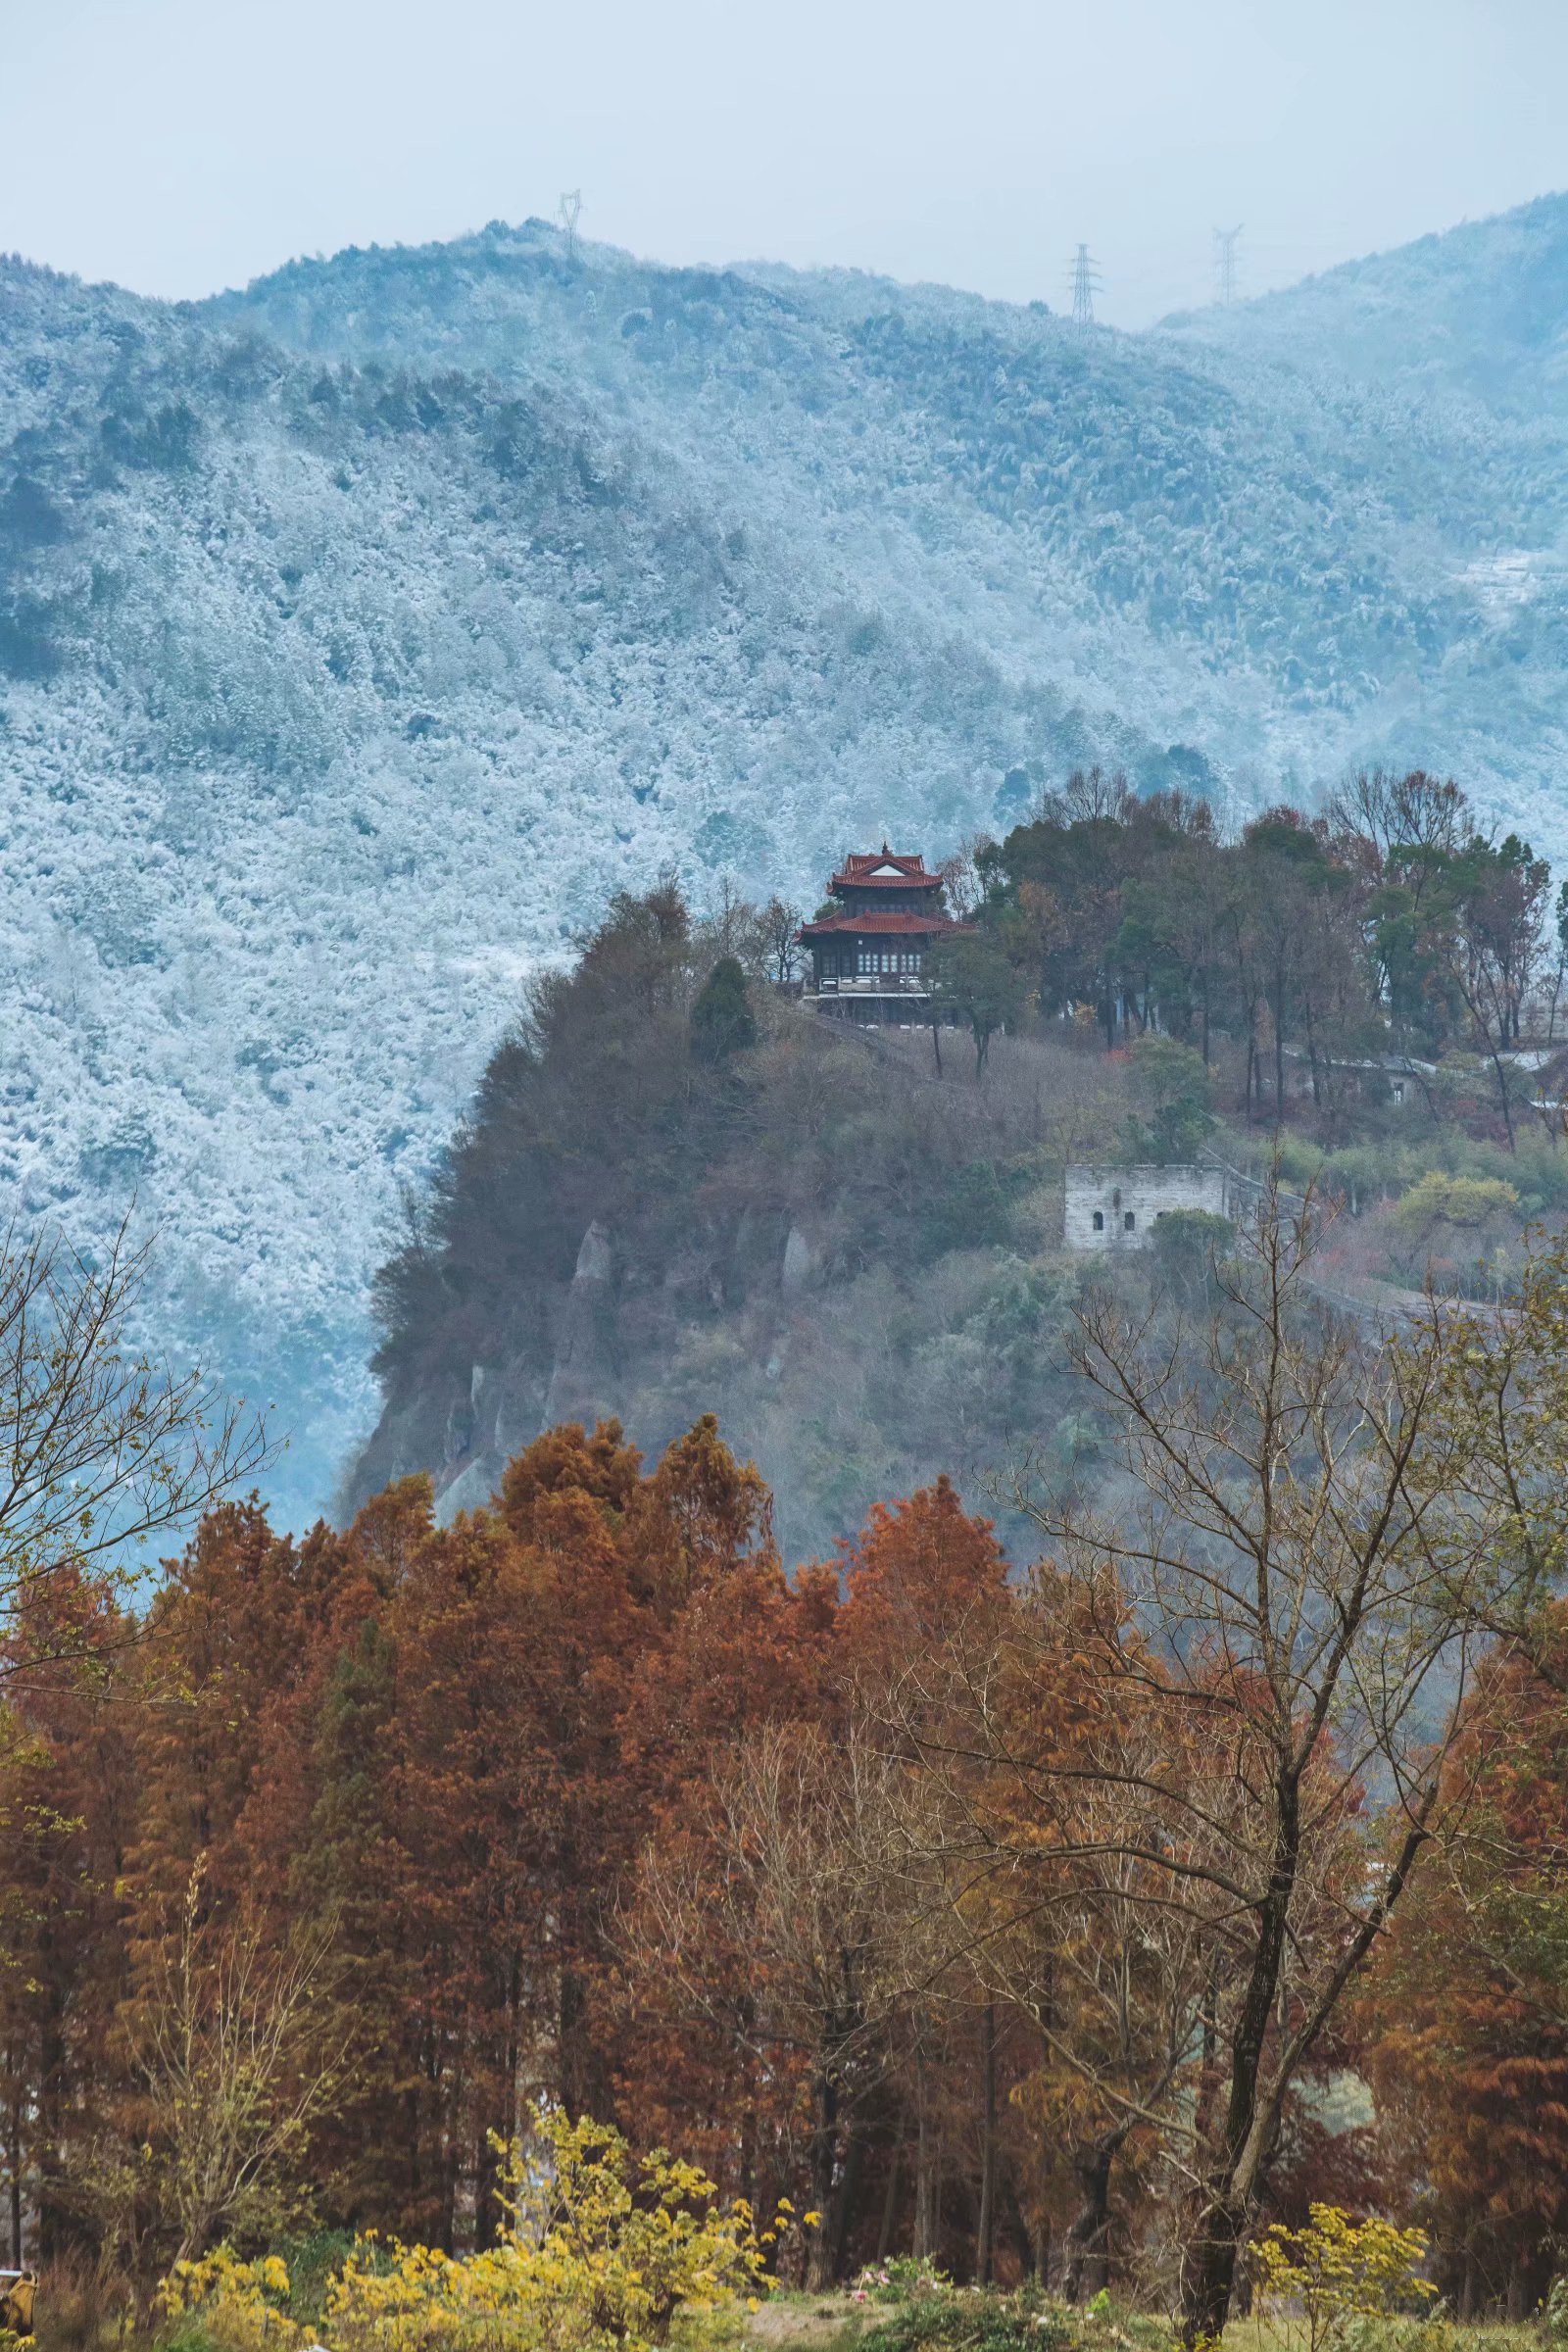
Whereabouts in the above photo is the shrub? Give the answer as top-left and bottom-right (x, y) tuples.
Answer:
(160, 2251), (301, 2352)
(859, 2297), (1044, 2352)
(323, 2106), (765, 2352)
(1252, 2205), (1436, 2352)
(1392, 1171), (1520, 1236)
(859, 2291), (1165, 2352)
(1151, 1207), (1234, 1298)
(852, 2255), (951, 2306)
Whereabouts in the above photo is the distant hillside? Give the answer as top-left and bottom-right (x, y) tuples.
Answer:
(4, 197), (1568, 1517)
(1166, 191), (1568, 416)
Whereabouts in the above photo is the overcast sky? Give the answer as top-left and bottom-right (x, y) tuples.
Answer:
(3, 0), (1567, 326)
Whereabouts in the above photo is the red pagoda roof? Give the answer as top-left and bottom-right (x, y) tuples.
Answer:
(828, 848), (944, 894)
(798, 909), (962, 940)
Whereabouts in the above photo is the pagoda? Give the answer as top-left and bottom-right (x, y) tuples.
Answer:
(799, 845), (961, 1020)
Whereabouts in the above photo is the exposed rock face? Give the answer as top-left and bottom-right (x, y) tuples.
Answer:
(434, 1454), (497, 1527)
(491, 1358), (547, 1466)
(781, 1226), (818, 1293)
(540, 1221), (615, 1432)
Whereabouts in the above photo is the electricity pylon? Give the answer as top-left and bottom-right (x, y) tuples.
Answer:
(1068, 244), (1102, 325)
(558, 190), (583, 263)
(1213, 223), (1243, 307)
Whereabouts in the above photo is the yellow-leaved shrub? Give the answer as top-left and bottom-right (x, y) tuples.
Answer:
(160, 2250), (303, 2352)
(1253, 2204), (1437, 2352)
(324, 2107), (766, 2352)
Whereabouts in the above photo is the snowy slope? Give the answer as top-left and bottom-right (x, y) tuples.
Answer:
(4, 199), (1568, 1520)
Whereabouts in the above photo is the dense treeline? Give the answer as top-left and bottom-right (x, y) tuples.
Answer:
(969, 766), (1564, 1146)
(16, 1191), (1568, 2336)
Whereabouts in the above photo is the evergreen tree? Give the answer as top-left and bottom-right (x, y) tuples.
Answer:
(690, 957), (757, 1061)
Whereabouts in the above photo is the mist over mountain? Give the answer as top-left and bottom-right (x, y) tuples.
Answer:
(4, 195), (1568, 1521)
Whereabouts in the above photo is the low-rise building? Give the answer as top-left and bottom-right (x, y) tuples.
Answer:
(1064, 1163), (1230, 1250)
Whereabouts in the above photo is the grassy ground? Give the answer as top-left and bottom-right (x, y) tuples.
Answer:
(27, 2265), (1550, 2352)
(727, 2293), (1545, 2352)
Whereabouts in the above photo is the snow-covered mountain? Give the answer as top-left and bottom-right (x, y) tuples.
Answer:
(4, 197), (1568, 1521)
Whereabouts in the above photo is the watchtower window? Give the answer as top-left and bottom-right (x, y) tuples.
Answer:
(1123, 1211), (1136, 1231)
(1092, 1211), (1104, 1232)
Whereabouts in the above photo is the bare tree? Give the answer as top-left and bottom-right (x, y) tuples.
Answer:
(901, 1177), (1530, 2339)
(760, 896), (805, 988)
(631, 1720), (906, 2288)
(1045, 768), (1134, 828)
(0, 1218), (270, 1672)
(939, 838), (991, 923)
(1328, 768), (1468, 860)
(882, 1572), (1221, 2297)
(83, 1861), (342, 2279)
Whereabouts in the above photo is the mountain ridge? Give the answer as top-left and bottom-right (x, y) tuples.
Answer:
(4, 194), (1568, 1520)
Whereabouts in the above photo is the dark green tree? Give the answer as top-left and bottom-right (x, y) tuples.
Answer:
(1123, 1035), (1214, 1163)
(927, 930), (1026, 1076)
(690, 957), (757, 1062)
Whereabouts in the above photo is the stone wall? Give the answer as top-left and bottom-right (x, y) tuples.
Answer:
(1064, 1164), (1229, 1251)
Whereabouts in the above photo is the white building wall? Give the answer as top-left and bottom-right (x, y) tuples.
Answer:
(1064, 1164), (1229, 1251)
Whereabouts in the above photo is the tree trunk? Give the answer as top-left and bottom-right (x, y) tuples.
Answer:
(8, 2096), (19, 2268)
(913, 2055), (936, 2260)
(1488, 1043), (1517, 1152)
(1063, 2140), (1114, 2300)
(877, 2145), (901, 2261)
(975, 2002), (998, 2286)
(1303, 996), (1322, 1107)
(1182, 2199), (1244, 2347)
(1177, 1780), (1301, 2348)
(829, 2122), (862, 2284)
(806, 2063), (841, 2290)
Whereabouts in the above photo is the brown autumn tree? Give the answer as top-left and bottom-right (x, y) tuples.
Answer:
(891, 1177), (1547, 2340)
(0, 1569), (135, 2259)
(1358, 1612), (1568, 2314)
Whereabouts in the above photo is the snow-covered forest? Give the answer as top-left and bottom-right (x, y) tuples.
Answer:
(4, 193), (1568, 1516)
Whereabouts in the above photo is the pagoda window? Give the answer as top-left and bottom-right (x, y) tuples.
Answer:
(1092, 1211), (1104, 1232)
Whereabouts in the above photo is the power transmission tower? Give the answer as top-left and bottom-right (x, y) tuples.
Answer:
(1068, 243), (1102, 325)
(558, 189), (583, 263)
(1213, 223), (1243, 307)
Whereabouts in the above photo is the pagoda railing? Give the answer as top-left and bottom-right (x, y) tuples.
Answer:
(807, 973), (931, 997)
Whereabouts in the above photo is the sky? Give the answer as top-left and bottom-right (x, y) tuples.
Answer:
(2, 0), (1568, 326)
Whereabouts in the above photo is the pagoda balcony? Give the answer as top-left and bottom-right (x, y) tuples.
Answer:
(805, 973), (932, 998)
